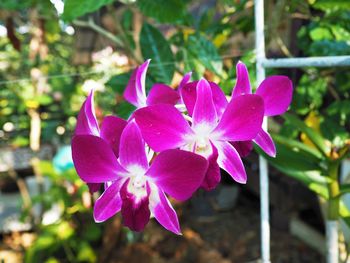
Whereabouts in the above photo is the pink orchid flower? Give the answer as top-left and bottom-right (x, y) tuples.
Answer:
(231, 61), (293, 157)
(134, 78), (265, 190)
(72, 121), (208, 234)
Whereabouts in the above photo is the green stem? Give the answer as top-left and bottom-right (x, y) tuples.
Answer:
(73, 18), (124, 47)
(327, 161), (340, 220)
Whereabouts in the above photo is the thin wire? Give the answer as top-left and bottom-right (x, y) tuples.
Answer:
(0, 54), (241, 86)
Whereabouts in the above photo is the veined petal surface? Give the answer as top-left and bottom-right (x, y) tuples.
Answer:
(93, 179), (126, 222)
(75, 89), (100, 136)
(146, 149), (208, 201)
(212, 94), (264, 141)
(253, 129), (276, 157)
(100, 115), (127, 157)
(134, 104), (194, 152)
(256, 75), (293, 116)
(119, 121), (148, 172)
(72, 135), (127, 183)
(213, 140), (247, 184)
(146, 83), (180, 106)
(232, 61), (252, 98)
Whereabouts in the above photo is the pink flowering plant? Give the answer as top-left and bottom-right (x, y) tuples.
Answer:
(71, 60), (293, 234)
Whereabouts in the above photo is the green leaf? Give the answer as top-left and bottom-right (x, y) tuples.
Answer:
(107, 72), (132, 94)
(256, 139), (330, 199)
(339, 184), (350, 196)
(137, 0), (187, 23)
(116, 101), (136, 119)
(272, 134), (324, 160)
(140, 23), (175, 84)
(309, 27), (333, 41)
(0, 0), (32, 10)
(62, 0), (115, 22)
(313, 0), (350, 12)
(283, 113), (331, 156)
(186, 35), (223, 76)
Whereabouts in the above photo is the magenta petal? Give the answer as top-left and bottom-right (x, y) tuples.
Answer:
(254, 129), (276, 157)
(134, 104), (194, 152)
(72, 135), (127, 183)
(232, 61), (252, 98)
(146, 83), (180, 106)
(88, 183), (101, 193)
(124, 60), (150, 108)
(212, 94), (264, 141)
(179, 72), (192, 91)
(120, 180), (151, 232)
(146, 149), (208, 201)
(75, 89), (100, 136)
(192, 79), (217, 130)
(201, 143), (220, 191)
(210, 82), (228, 119)
(256, 75), (293, 116)
(181, 81), (228, 118)
(119, 121), (148, 171)
(149, 187), (181, 235)
(213, 141), (247, 184)
(100, 116), (127, 157)
(93, 179), (125, 222)
(231, 141), (253, 158)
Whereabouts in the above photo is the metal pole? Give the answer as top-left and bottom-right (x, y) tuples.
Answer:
(263, 55), (350, 68)
(254, 0), (270, 262)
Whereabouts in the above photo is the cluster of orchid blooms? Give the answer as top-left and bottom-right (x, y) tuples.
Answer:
(71, 59), (293, 234)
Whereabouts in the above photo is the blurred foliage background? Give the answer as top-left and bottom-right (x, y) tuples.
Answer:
(0, 0), (349, 262)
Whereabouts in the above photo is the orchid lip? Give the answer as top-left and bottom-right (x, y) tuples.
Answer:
(127, 175), (148, 201)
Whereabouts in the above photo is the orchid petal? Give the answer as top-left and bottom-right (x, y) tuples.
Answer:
(256, 76), (293, 116)
(120, 179), (151, 232)
(212, 94), (264, 141)
(192, 79), (217, 130)
(87, 183), (101, 193)
(72, 135), (127, 183)
(134, 104), (194, 152)
(253, 129), (276, 157)
(201, 143), (220, 191)
(232, 61), (252, 97)
(75, 89), (99, 136)
(146, 83), (180, 106)
(213, 140), (247, 183)
(181, 81), (228, 118)
(179, 72), (192, 91)
(119, 121), (148, 172)
(100, 116), (127, 157)
(149, 186), (181, 235)
(231, 141), (253, 158)
(210, 82), (229, 118)
(146, 149), (208, 201)
(124, 60), (150, 108)
(93, 179), (125, 222)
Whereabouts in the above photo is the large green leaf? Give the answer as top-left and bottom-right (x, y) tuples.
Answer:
(140, 23), (175, 84)
(186, 35), (223, 76)
(272, 134), (324, 160)
(62, 0), (115, 22)
(137, 0), (187, 23)
(283, 113), (331, 156)
(256, 138), (330, 199)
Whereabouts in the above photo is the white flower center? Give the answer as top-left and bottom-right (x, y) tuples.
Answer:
(127, 174), (148, 201)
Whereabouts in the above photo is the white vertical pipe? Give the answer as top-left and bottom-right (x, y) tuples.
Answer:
(326, 220), (339, 263)
(254, 0), (270, 263)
